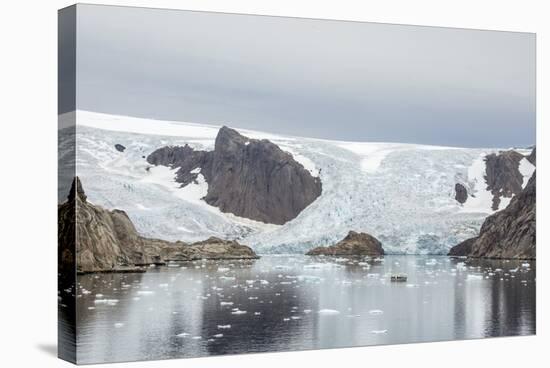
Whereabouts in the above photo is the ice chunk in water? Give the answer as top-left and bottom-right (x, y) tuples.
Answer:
(369, 309), (384, 315)
(137, 290), (155, 296)
(318, 309), (340, 315)
(176, 332), (190, 338)
(371, 329), (388, 334)
(213, 334), (223, 338)
(114, 323), (124, 328)
(217, 324), (231, 329)
(231, 309), (247, 315)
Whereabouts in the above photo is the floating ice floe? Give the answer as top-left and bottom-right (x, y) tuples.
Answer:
(231, 309), (247, 315)
(218, 267), (230, 272)
(176, 332), (190, 338)
(220, 301), (234, 306)
(254, 312), (261, 315)
(304, 309), (312, 314)
(260, 280), (269, 285)
(219, 276), (236, 281)
(114, 323), (124, 328)
(213, 334), (223, 338)
(217, 324), (231, 329)
(467, 274), (483, 281)
(371, 329), (388, 334)
(318, 309), (340, 315)
(368, 309), (384, 315)
(137, 290), (155, 296)
(94, 299), (119, 305)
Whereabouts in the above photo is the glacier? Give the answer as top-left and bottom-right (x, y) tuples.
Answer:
(60, 110), (534, 255)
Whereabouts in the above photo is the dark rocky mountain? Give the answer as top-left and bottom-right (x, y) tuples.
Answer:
(484, 150), (525, 210)
(147, 126), (322, 225)
(58, 177), (258, 273)
(454, 183), (468, 204)
(453, 149), (534, 208)
(306, 231), (385, 256)
(527, 147), (536, 165)
(448, 171), (536, 259)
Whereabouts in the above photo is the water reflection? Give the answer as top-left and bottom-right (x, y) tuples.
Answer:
(75, 255), (535, 364)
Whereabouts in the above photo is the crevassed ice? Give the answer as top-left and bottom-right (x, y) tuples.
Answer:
(72, 111), (533, 255)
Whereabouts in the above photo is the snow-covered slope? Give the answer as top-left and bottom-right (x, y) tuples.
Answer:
(64, 110), (534, 255)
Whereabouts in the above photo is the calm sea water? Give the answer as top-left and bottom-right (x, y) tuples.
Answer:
(74, 255), (536, 364)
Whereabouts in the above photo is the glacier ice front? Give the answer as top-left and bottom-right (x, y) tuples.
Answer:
(68, 110), (534, 255)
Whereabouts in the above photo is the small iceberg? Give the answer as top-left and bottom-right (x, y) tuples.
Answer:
(137, 290), (155, 296)
(217, 324), (231, 329)
(318, 309), (340, 315)
(368, 309), (384, 315)
(371, 329), (388, 334)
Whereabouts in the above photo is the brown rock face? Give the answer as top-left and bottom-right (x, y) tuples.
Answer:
(306, 231), (384, 256)
(147, 126), (322, 225)
(58, 177), (258, 273)
(448, 171), (536, 259)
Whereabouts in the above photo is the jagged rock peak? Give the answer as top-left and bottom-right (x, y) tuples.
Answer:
(68, 176), (86, 202)
(147, 126), (322, 225)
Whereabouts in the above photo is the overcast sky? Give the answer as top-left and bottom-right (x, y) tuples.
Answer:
(68, 4), (535, 147)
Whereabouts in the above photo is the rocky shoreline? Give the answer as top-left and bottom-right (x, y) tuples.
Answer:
(59, 177), (258, 274)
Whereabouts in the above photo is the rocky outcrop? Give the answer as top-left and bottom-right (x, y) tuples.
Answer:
(58, 177), (258, 273)
(448, 171), (536, 259)
(484, 150), (526, 210)
(306, 231), (384, 256)
(454, 183), (468, 204)
(114, 144), (126, 152)
(447, 237), (475, 256)
(527, 147), (536, 165)
(147, 126), (322, 224)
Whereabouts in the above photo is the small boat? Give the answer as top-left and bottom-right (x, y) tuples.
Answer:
(390, 274), (407, 282)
